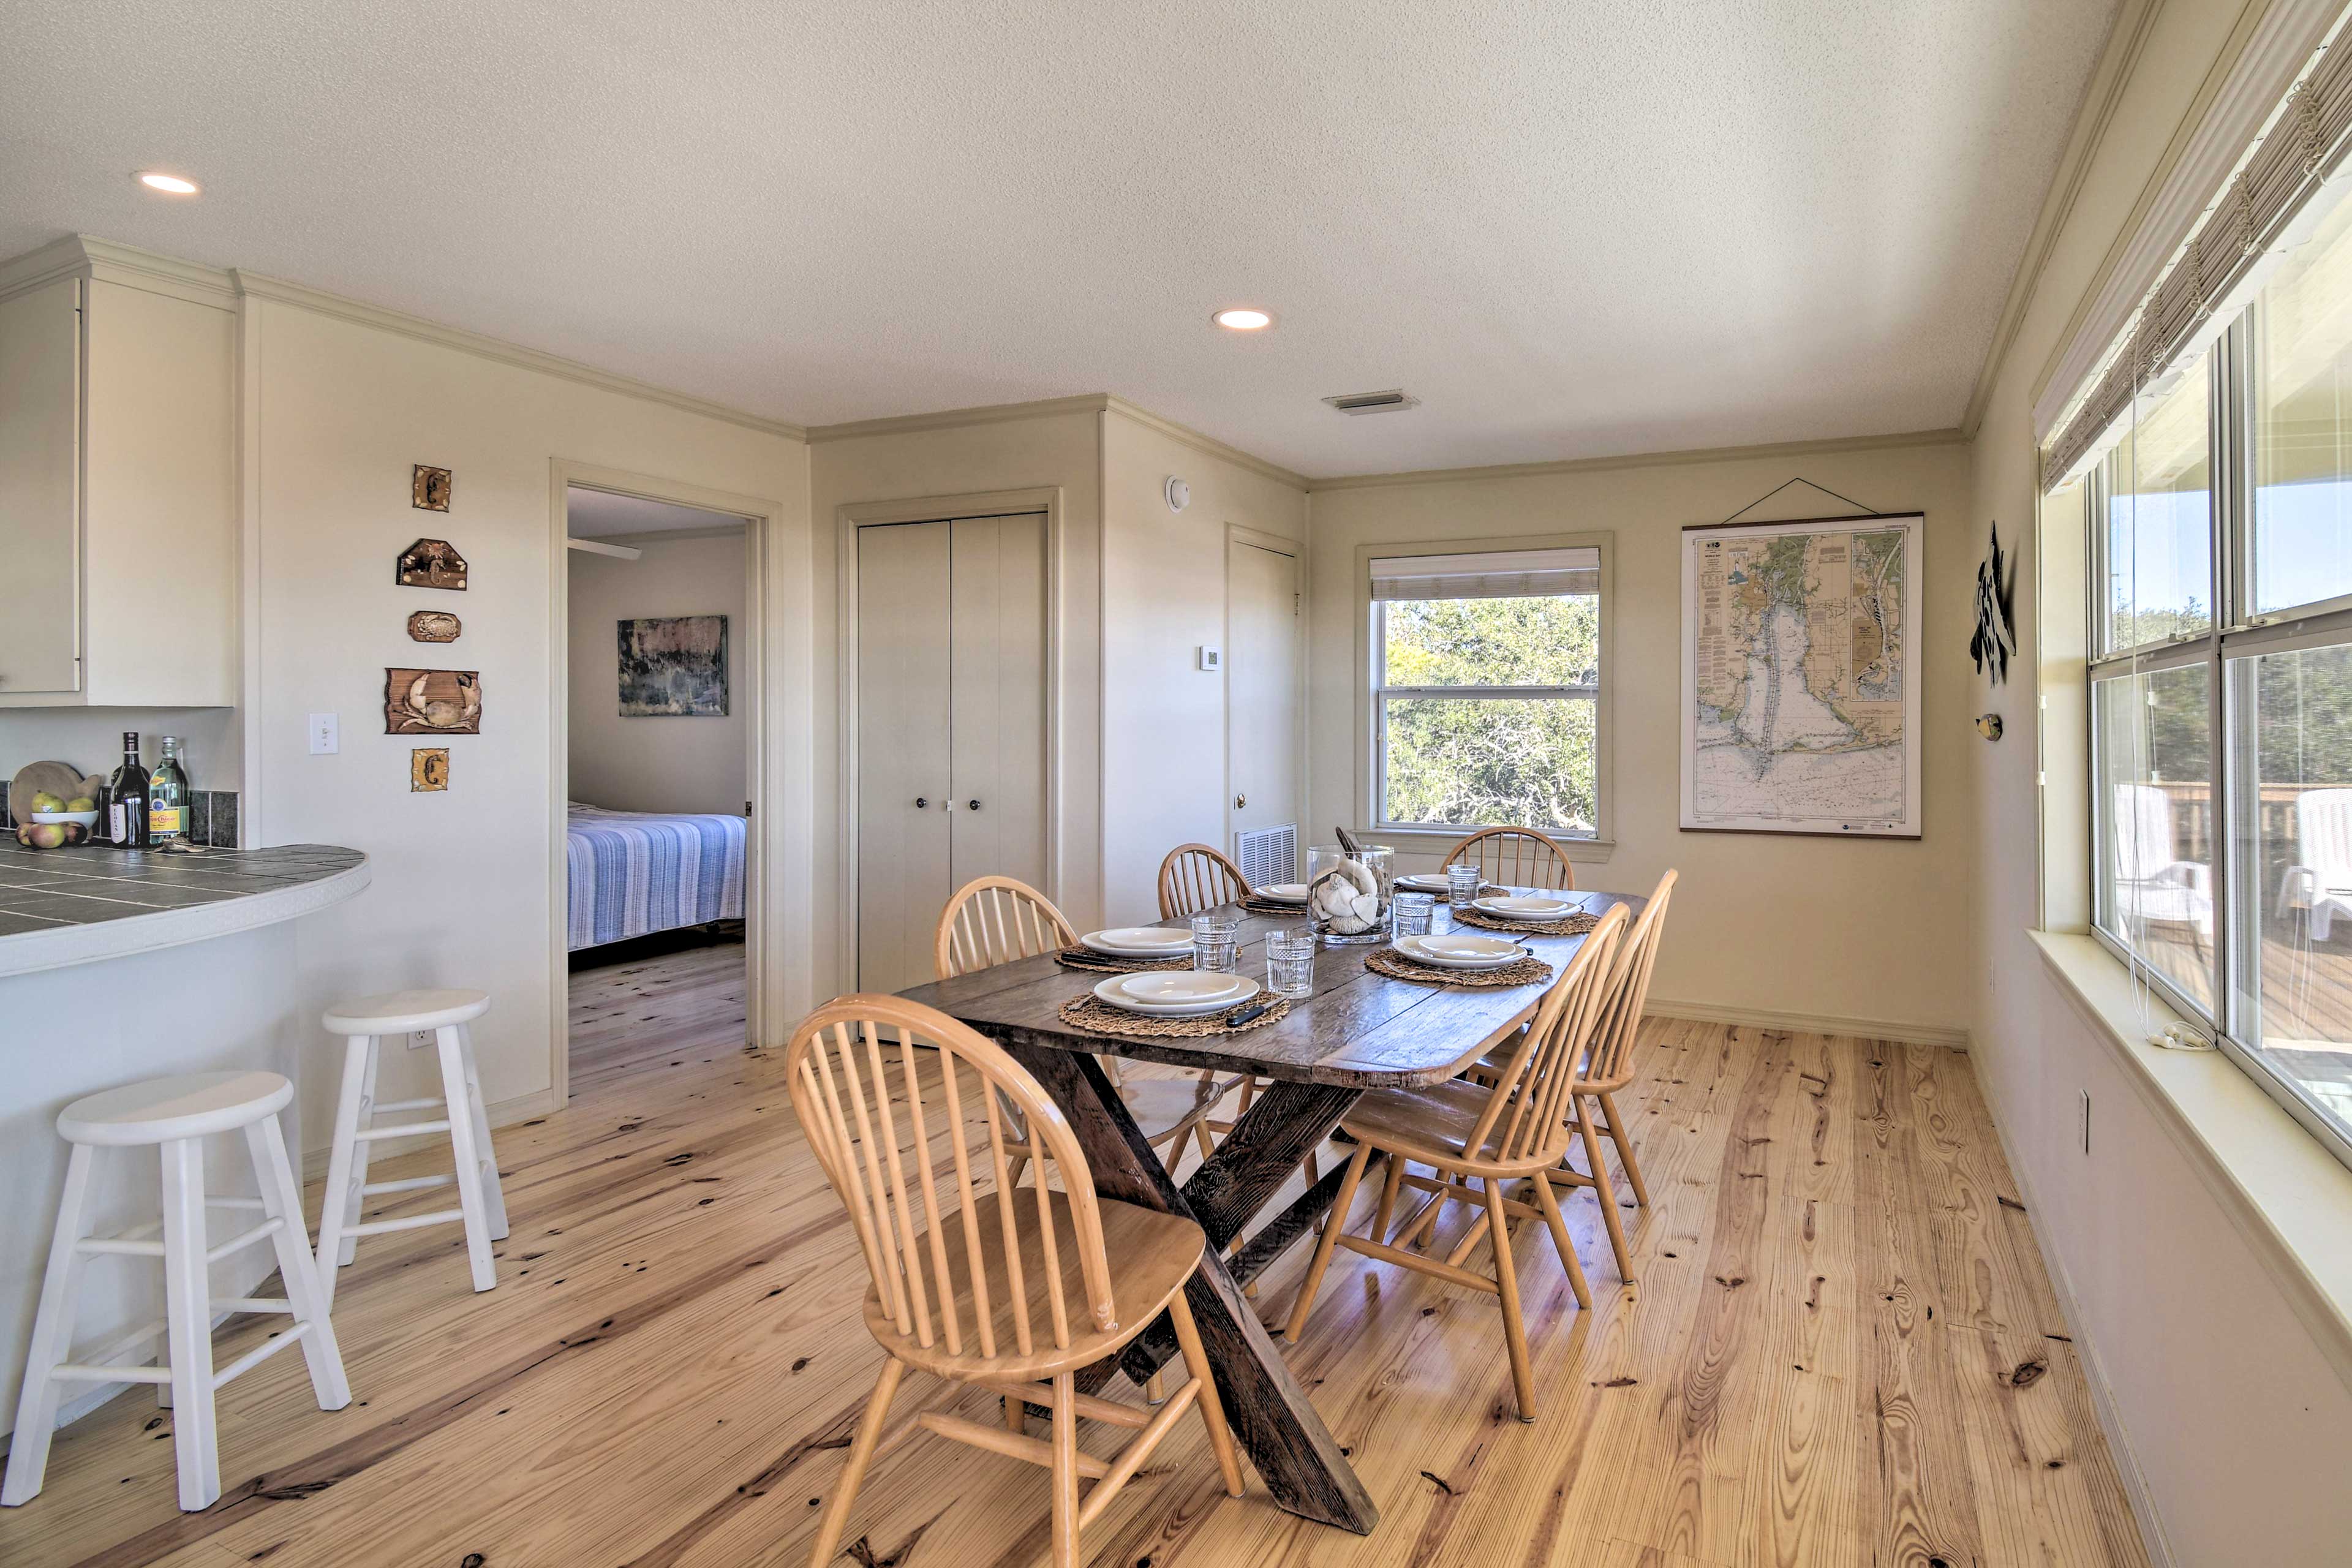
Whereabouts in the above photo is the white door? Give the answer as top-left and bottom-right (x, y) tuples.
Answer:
(1227, 537), (1302, 843)
(856, 522), (954, 993)
(949, 513), (1049, 892)
(854, 513), (1049, 992)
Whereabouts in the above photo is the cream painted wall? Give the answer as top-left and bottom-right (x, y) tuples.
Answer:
(1968, 3), (2352, 1564)
(246, 295), (809, 1148)
(566, 529), (748, 818)
(808, 408), (1104, 992)
(1306, 439), (1975, 1039)
(1100, 409), (1308, 925)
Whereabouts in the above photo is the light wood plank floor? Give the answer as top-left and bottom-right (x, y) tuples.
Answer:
(1, 947), (2150, 1567)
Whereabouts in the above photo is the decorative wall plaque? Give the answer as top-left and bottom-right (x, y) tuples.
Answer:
(412, 464), (453, 511)
(396, 538), (468, 591)
(385, 668), (481, 734)
(410, 747), (450, 791)
(407, 609), (462, 643)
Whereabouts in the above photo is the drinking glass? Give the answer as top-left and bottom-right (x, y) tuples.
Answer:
(1265, 930), (1317, 998)
(1191, 912), (1242, 974)
(1391, 892), (1435, 938)
(1446, 861), (1483, 908)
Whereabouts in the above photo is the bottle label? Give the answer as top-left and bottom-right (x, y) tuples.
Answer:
(110, 803), (126, 842)
(149, 807), (181, 834)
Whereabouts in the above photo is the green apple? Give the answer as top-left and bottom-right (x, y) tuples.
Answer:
(29, 790), (63, 813)
(65, 796), (96, 812)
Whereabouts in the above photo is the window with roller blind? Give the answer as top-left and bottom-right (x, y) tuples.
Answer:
(2076, 181), (2352, 1166)
(1367, 542), (1608, 838)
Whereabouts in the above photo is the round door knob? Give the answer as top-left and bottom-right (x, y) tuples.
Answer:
(1234, 793), (1247, 809)
(914, 797), (927, 809)
(968, 799), (981, 811)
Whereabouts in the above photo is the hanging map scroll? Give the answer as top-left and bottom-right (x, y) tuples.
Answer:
(1680, 512), (1923, 837)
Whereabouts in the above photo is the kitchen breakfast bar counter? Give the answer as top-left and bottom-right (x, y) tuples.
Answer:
(0, 839), (368, 1447)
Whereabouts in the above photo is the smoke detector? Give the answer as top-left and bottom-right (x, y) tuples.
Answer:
(1321, 389), (1419, 415)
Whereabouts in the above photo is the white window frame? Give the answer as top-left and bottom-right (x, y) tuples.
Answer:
(2085, 314), (2352, 1174)
(1352, 532), (1614, 856)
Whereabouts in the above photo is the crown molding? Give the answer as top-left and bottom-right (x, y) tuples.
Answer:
(1098, 395), (1309, 489)
(2027, 0), (2343, 439)
(804, 393), (1116, 444)
(809, 393), (1310, 490)
(230, 270), (806, 442)
(1303, 425), (1967, 493)
(1961, 0), (2162, 438)
(0, 233), (238, 310)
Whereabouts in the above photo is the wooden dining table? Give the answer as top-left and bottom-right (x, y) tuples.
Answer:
(894, 883), (1645, 1535)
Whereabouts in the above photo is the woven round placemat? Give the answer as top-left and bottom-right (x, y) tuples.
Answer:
(1240, 897), (1312, 918)
(1057, 993), (1293, 1038)
(1365, 948), (1553, 989)
(1451, 906), (1601, 937)
(1055, 946), (1192, 974)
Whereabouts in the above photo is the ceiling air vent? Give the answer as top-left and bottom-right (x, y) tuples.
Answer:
(1321, 388), (1419, 415)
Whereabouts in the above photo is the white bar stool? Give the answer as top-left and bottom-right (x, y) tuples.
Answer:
(314, 988), (508, 1313)
(3, 1071), (351, 1512)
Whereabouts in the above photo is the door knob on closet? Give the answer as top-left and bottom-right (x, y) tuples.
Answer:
(967, 799), (981, 811)
(914, 797), (927, 809)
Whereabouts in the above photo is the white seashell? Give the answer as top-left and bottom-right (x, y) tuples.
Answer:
(1309, 864), (1382, 933)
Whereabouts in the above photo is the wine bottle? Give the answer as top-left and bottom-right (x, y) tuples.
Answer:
(107, 733), (151, 848)
(149, 736), (190, 844)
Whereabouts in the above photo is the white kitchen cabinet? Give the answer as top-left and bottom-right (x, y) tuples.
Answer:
(0, 239), (236, 707)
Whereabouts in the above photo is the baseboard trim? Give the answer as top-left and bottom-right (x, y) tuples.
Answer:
(1959, 1050), (2180, 1568)
(1644, 997), (1969, 1050)
(301, 1087), (564, 1185)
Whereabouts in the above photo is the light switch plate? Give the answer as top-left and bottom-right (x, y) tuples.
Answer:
(308, 712), (339, 755)
(1196, 645), (1222, 672)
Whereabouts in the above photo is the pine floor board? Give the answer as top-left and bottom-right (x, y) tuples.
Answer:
(0, 949), (2149, 1567)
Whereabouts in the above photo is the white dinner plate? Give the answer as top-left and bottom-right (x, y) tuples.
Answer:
(1395, 933), (1525, 970)
(1256, 882), (1310, 902)
(1394, 873), (1466, 894)
(1080, 926), (1198, 957)
(1472, 894), (1575, 920)
(1093, 971), (1262, 1016)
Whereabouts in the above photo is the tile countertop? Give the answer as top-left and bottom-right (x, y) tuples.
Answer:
(0, 839), (369, 979)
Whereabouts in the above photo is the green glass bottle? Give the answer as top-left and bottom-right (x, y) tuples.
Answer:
(148, 736), (190, 845)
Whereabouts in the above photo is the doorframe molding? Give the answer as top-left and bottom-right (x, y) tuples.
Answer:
(1222, 524), (1308, 858)
(835, 486), (1065, 990)
(546, 460), (787, 1107)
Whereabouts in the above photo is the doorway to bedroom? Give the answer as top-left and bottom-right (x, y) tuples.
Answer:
(563, 484), (756, 1096)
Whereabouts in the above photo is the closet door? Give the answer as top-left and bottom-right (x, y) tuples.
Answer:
(1228, 538), (1302, 841)
(856, 521), (953, 992)
(948, 513), (1049, 892)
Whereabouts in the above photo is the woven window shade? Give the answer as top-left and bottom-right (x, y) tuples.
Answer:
(1369, 547), (1599, 601)
(2045, 39), (2352, 492)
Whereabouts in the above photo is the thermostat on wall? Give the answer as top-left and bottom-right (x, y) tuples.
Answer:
(1196, 645), (1222, 671)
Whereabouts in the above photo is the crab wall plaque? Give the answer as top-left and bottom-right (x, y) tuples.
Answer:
(384, 668), (481, 734)
(407, 609), (462, 643)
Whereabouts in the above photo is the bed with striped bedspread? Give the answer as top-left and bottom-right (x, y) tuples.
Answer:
(566, 804), (746, 951)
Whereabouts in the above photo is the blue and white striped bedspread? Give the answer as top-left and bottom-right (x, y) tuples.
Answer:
(566, 805), (746, 950)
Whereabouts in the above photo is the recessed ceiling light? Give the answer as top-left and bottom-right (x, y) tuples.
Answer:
(1212, 307), (1273, 331)
(137, 172), (199, 195)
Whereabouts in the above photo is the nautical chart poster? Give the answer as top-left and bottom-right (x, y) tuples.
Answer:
(1679, 512), (1923, 837)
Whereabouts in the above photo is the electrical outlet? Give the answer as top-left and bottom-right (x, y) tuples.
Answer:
(308, 712), (339, 755)
(412, 1029), (434, 1050)
(2078, 1088), (2092, 1155)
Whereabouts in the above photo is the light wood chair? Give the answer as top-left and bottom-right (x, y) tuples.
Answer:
(1154, 842), (1320, 1269)
(1464, 870), (1676, 1286)
(1282, 903), (1627, 1420)
(1156, 842), (1251, 920)
(788, 995), (1246, 1568)
(1442, 826), (1577, 891)
(935, 876), (1236, 1178)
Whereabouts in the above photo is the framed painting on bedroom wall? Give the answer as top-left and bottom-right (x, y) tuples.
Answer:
(617, 614), (729, 717)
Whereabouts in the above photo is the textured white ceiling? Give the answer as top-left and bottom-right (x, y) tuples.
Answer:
(567, 488), (748, 538)
(0, 1), (2116, 478)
